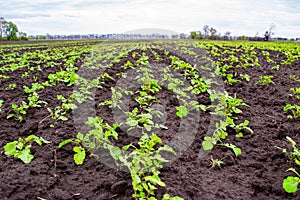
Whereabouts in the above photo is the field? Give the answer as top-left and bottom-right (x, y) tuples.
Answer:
(1, 39), (300, 200)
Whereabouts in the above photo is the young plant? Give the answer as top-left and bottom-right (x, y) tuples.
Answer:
(240, 74), (251, 82)
(271, 65), (280, 71)
(283, 168), (300, 193)
(219, 143), (242, 157)
(256, 75), (275, 86)
(289, 87), (300, 99)
(6, 83), (16, 90)
(210, 156), (223, 170)
(225, 73), (241, 85)
(283, 104), (300, 120)
(4, 135), (50, 164)
(7, 102), (29, 122)
(121, 133), (176, 200)
(277, 137), (300, 193)
(59, 133), (87, 165)
(289, 75), (300, 82)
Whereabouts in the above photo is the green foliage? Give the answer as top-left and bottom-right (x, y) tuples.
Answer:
(23, 83), (45, 94)
(240, 74), (251, 82)
(176, 105), (189, 118)
(289, 87), (300, 99)
(126, 107), (160, 132)
(6, 83), (16, 90)
(210, 156), (223, 169)
(271, 65), (280, 71)
(283, 104), (300, 120)
(4, 135), (50, 163)
(121, 133), (176, 200)
(283, 174), (300, 193)
(289, 75), (300, 82)
(225, 73), (241, 85)
(135, 91), (160, 109)
(7, 102), (28, 122)
(256, 75), (275, 86)
(47, 94), (77, 124)
(59, 133), (87, 165)
(162, 194), (184, 200)
(277, 136), (300, 193)
(220, 143), (242, 157)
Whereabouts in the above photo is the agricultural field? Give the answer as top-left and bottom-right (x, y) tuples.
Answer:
(0, 39), (300, 200)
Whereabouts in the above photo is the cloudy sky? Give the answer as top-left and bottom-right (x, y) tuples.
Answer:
(1, 0), (300, 38)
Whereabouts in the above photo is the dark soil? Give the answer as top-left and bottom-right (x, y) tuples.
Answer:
(0, 43), (300, 200)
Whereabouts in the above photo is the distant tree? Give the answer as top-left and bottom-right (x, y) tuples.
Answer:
(19, 32), (28, 40)
(224, 31), (231, 40)
(190, 31), (203, 40)
(179, 33), (186, 39)
(203, 25), (209, 38)
(6, 21), (19, 40)
(209, 27), (217, 37)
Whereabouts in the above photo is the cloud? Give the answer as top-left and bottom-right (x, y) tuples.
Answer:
(1, 0), (299, 38)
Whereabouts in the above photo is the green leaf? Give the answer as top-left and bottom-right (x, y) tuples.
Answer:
(18, 146), (34, 164)
(202, 140), (213, 151)
(4, 141), (18, 156)
(59, 138), (74, 148)
(73, 146), (86, 165)
(283, 176), (300, 193)
(25, 135), (39, 143)
(144, 176), (165, 187)
(109, 147), (122, 160)
(176, 106), (188, 118)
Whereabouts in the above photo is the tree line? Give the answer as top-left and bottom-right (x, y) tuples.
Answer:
(0, 17), (28, 41)
(190, 24), (275, 41)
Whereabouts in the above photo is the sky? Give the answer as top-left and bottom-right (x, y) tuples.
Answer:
(1, 0), (300, 38)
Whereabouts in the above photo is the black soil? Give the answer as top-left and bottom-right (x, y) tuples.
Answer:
(0, 44), (300, 200)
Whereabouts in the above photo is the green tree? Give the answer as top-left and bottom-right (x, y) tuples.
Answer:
(190, 31), (203, 40)
(6, 21), (19, 40)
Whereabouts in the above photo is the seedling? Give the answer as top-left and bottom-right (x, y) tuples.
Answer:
(276, 136), (300, 165)
(209, 156), (223, 170)
(240, 74), (251, 82)
(7, 102), (29, 122)
(121, 133), (176, 200)
(283, 168), (300, 193)
(4, 135), (50, 164)
(219, 143), (242, 157)
(277, 136), (300, 193)
(6, 83), (16, 90)
(256, 75), (275, 86)
(225, 73), (241, 85)
(123, 60), (134, 69)
(289, 75), (300, 82)
(271, 65), (280, 71)
(59, 133), (87, 165)
(289, 87), (300, 99)
(283, 104), (300, 120)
